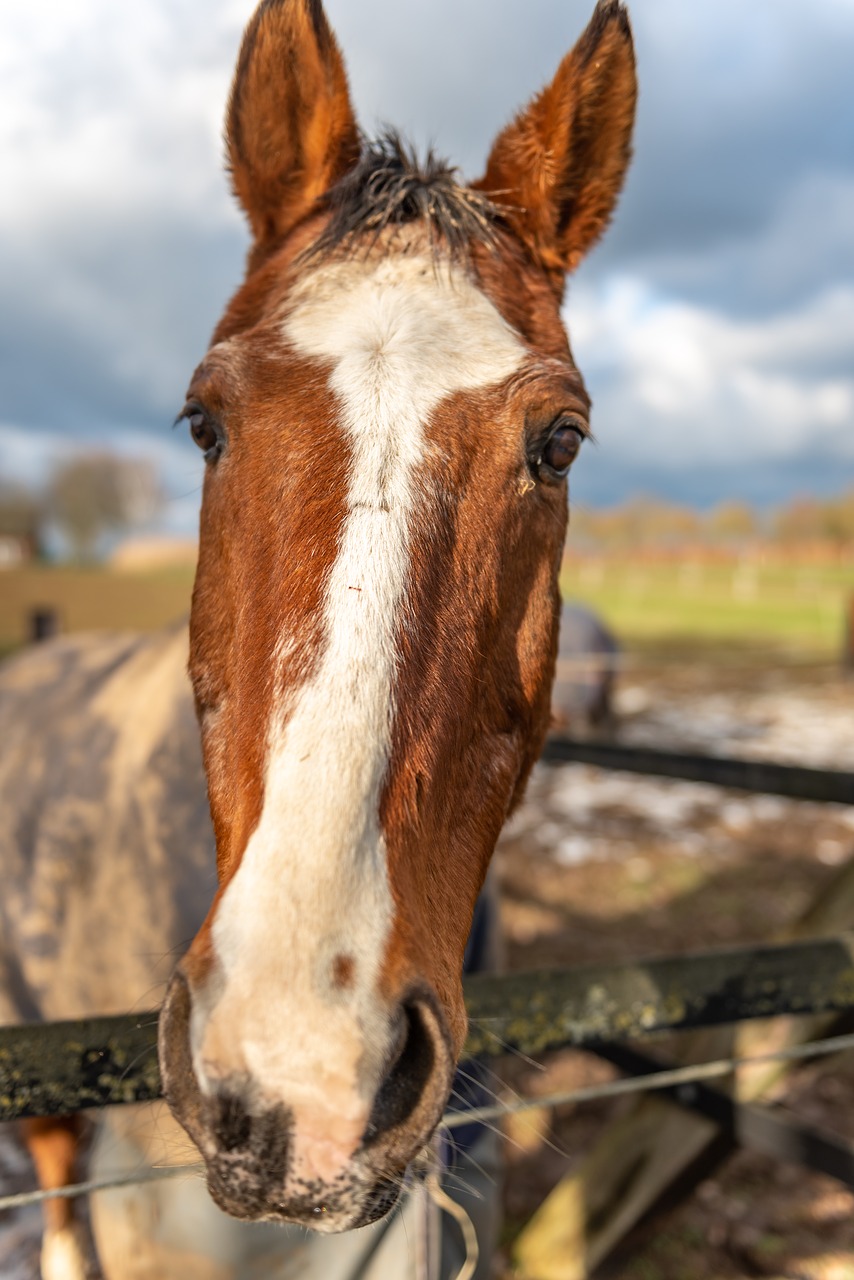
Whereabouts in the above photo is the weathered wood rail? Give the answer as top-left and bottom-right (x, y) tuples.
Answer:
(3, 934), (854, 1122)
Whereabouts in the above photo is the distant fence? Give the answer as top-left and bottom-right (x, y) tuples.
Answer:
(542, 735), (854, 805)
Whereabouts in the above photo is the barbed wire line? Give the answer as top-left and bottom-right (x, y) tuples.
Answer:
(3, 1029), (854, 1216)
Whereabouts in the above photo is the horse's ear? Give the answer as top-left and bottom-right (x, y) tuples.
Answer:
(226, 0), (360, 252)
(473, 0), (636, 283)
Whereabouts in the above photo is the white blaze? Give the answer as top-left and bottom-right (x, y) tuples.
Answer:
(198, 251), (524, 1178)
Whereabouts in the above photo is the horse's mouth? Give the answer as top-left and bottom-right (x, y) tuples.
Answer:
(203, 1154), (404, 1231)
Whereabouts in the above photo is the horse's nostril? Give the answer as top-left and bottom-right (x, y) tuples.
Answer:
(158, 968), (207, 1151)
(210, 1091), (253, 1153)
(360, 1176), (402, 1224)
(206, 1092), (291, 1166)
(364, 997), (437, 1145)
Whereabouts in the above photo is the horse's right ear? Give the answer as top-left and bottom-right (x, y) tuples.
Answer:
(226, 0), (360, 255)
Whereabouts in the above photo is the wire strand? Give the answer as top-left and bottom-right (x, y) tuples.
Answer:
(0, 1162), (204, 1213)
(442, 1031), (854, 1130)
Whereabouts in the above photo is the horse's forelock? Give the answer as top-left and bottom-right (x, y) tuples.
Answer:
(305, 131), (502, 264)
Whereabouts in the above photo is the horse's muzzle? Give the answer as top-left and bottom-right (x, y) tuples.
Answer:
(157, 967), (456, 1229)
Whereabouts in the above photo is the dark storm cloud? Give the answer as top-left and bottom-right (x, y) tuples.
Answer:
(600, 1), (854, 264)
(0, 214), (245, 436)
(620, 174), (854, 321)
(572, 442), (854, 511)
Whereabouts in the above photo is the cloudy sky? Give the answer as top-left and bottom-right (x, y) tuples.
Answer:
(2, 0), (852, 531)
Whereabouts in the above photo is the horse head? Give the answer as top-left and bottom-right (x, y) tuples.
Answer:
(159, 0), (636, 1230)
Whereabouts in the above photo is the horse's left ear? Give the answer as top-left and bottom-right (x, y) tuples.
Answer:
(473, 0), (636, 285)
(226, 0), (360, 255)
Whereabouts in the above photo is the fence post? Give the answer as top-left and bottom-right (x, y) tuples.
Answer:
(28, 607), (59, 644)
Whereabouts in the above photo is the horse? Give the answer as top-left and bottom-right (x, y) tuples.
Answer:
(0, 0), (636, 1274)
(553, 602), (621, 729)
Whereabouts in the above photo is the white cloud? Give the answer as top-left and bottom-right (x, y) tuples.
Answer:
(569, 280), (854, 467)
(0, 0), (252, 231)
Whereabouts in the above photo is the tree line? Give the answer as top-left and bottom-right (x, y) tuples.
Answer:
(0, 452), (163, 562)
(570, 491), (854, 550)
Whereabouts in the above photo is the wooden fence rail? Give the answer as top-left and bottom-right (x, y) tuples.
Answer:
(3, 934), (854, 1122)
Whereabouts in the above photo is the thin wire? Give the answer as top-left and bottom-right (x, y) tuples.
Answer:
(443, 1031), (854, 1130)
(4, 1029), (854, 1215)
(0, 1162), (204, 1213)
(553, 651), (836, 674)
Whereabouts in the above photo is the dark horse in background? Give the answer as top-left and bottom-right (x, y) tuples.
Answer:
(0, 2), (636, 1276)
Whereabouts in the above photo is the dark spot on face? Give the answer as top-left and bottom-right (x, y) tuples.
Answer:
(331, 953), (355, 990)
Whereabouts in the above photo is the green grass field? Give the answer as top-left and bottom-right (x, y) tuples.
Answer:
(1, 556), (852, 661)
(562, 556), (854, 657)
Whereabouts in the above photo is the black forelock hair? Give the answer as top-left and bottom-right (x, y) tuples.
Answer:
(306, 130), (501, 261)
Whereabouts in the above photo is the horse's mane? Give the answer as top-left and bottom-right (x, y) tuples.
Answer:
(308, 130), (500, 260)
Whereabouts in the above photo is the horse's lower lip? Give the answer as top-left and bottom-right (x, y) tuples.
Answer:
(203, 1160), (401, 1231)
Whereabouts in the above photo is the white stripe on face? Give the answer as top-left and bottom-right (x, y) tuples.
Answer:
(195, 251), (524, 1182)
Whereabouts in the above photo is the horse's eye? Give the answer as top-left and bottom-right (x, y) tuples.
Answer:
(179, 405), (223, 462)
(189, 412), (216, 453)
(537, 420), (585, 481)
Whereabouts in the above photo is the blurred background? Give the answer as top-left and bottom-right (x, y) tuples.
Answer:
(2, 2), (854, 1277)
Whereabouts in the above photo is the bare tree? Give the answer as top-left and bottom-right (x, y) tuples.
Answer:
(47, 452), (164, 561)
(0, 480), (46, 561)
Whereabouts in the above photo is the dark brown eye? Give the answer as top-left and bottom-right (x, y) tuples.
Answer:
(538, 421), (584, 480)
(179, 404), (223, 461)
(189, 411), (215, 452)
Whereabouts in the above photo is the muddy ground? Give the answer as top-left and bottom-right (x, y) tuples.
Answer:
(494, 656), (854, 1280)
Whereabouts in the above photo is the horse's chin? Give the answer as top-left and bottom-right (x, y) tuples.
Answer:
(202, 1160), (404, 1232)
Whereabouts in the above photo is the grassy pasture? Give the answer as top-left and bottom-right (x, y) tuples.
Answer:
(562, 554), (853, 658)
